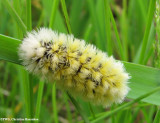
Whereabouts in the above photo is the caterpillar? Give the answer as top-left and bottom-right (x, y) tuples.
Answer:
(19, 28), (130, 106)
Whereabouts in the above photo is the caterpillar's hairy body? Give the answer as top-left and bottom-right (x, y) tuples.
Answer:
(19, 28), (130, 106)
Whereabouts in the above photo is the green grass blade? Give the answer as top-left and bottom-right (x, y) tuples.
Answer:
(26, 0), (32, 31)
(153, 107), (160, 123)
(90, 86), (160, 123)
(123, 61), (160, 105)
(25, 1), (34, 118)
(96, 0), (107, 51)
(18, 68), (34, 120)
(121, 0), (128, 60)
(12, 0), (27, 119)
(141, 108), (150, 123)
(137, 0), (147, 22)
(67, 93), (90, 123)
(43, 84), (52, 105)
(60, 0), (72, 34)
(154, 0), (160, 68)
(104, 0), (112, 56)
(0, 34), (21, 64)
(2, 0), (27, 33)
(13, 0), (23, 39)
(2, 62), (10, 87)
(37, 11), (44, 28)
(52, 83), (58, 123)
(89, 103), (95, 119)
(138, 0), (156, 64)
(70, 0), (84, 37)
(35, 81), (45, 119)
(53, 10), (68, 33)
(87, 0), (104, 50)
(148, 105), (156, 123)
(109, 5), (126, 60)
(83, 24), (92, 42)
(143, 47), (154, 65)
(49, 0), (59, 28)
(28, 74), (34, 118)
(18, 68), (31, 120)
(63, 93), (72, 123)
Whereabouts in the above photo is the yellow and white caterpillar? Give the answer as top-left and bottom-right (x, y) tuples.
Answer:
(19, 28), (130, 106)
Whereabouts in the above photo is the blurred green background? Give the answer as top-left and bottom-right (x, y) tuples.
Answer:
(0, 0), (160, 123)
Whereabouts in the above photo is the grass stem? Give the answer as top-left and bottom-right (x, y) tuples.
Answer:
(60, 0), (72, 34)
(52, 83), (58, 123)
(2, 0), (27, 33)
(109, 5), (126, 60)
(26, 0), (32, 31)
(138, 0), (156, 64)
(90, 86), (160, 123)
(49, 0), (59, 28)
(104, 0), (112, 56)
(35, 81), (44, 119)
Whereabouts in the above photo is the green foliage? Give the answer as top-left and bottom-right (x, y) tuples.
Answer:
(0, 0), (160, 123)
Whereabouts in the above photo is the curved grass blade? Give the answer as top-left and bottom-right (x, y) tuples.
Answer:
(109, 5), (126, 60)
(26, 0), (32, 31)
(0, 34), (21, 64)
(35, 81), (44, 118)
(63, 92), (73, 123)
(2, 0), (27, 33)
(90, 86), (160, 123)
(49, 0), (59, 28)
(87, 0), (104, 50)
(67, 93), (90, 123)
(52, 83), (59, 123)
(138, 0), (156, 64)
(60, 0), (72, 34)
(153, 107), (160, 123)
(104, 0), (112, 56)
